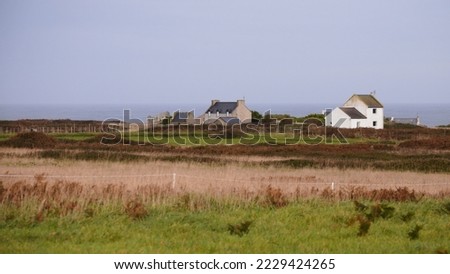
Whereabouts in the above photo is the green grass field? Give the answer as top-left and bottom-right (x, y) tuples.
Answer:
(1, 199), (449, 253)
(50, 132), (99, 141)
(0, 132), (381, 146)
(0, 133), (14, 142)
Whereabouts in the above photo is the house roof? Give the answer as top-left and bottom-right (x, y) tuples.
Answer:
(206, 102), (238, 114)
(203, 117), (240, 125)
(219, 117), (240, 125)
(339, 107), (367, 119)
(172, 111), (193, 123)
(349, 94), (384, 108)
(392, 118), (419, 125)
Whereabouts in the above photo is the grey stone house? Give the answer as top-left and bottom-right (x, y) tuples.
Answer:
(199, 99), (252, 124)
(171, 110), (198, 125)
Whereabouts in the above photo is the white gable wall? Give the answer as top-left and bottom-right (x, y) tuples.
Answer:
(365, 107), (384, 129)
(332, 108), (351, 128)
(325, 107), (373, 129)
(343, 96), (384, 129)
(325, 108), (352, 128)
(343, 97), (368, 115)
(352, 118), (366, 128)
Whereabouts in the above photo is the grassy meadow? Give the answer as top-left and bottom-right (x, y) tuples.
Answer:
(0, 130), (449, 253)
(2, 196), (450, 253)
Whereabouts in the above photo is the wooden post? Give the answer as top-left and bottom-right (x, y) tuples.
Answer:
(172, 173), (176, 189)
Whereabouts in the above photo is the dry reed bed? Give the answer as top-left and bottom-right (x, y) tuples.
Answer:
(1, 162), (449, 218)
(0, 177), (440, 211)
(1, 154), (449, 194)
(1, 147), (449, 209)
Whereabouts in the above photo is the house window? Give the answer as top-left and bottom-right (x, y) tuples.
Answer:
(372, 108), (377, 114)
(373, 121), (377, 127)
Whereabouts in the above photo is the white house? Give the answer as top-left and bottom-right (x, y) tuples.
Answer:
(323, 94), (384, 129)
(389, 116), (420, 126)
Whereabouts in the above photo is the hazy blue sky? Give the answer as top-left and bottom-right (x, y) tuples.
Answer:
(1, 0), (449, 105)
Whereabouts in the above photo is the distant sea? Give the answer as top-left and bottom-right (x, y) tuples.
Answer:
(0, 103), (449, 127)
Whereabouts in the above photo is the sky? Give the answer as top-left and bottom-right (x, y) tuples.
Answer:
(1, 0), (449, 105)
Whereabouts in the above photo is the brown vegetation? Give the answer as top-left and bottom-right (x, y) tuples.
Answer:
(0, 175), (446, 211)
(124, 200), (148, 220)
(398, 137), (450, 150)
(1, 147), (448, 198)
(2, 132), (57, 148)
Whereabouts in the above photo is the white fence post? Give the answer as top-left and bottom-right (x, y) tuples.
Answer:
(172, 173), (176, 189)
(331, 182), (335, 191)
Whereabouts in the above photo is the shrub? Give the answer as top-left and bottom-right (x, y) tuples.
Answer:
(262, 185), (288, 208)
(437, 201), (450, 215)
(348, 187), (422, 202)
(39, 150), (64, 159)
(35, 198), (48, 223)
(4, 132), (57, 148)
(400, 212), (415, 222)
(435, 248), (448, 254)
(357, 215), (371, 237)
(408, 224), (423, 240)
(398, 138), (450, 150)
(124, 200), (148, 220)
(353, 201), (395, 221)
(379, 203), (395, 219)
(0, 181), (4, 201)
(227, 220), (253, 237)
(320, 187), (335, 200)
(84, 207), (95, 218)
(353, 201), (368, 212)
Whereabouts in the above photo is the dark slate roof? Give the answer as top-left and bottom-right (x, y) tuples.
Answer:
(339, 107), (367, 119)
(219, 117), (240, 125)
(206, 102), (238, 114)
(172, 111), (192, 123)
(352, 94), (383, 108)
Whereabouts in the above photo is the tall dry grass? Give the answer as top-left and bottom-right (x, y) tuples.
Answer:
(0, 174), (433, 213)
(1, 148), (449, 198)
(1, 148), (448, 221)
(1, 163), (449, 195)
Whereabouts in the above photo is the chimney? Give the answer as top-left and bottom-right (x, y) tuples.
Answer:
(237, 99), (245, 106)
(211, 99), (219, 106)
